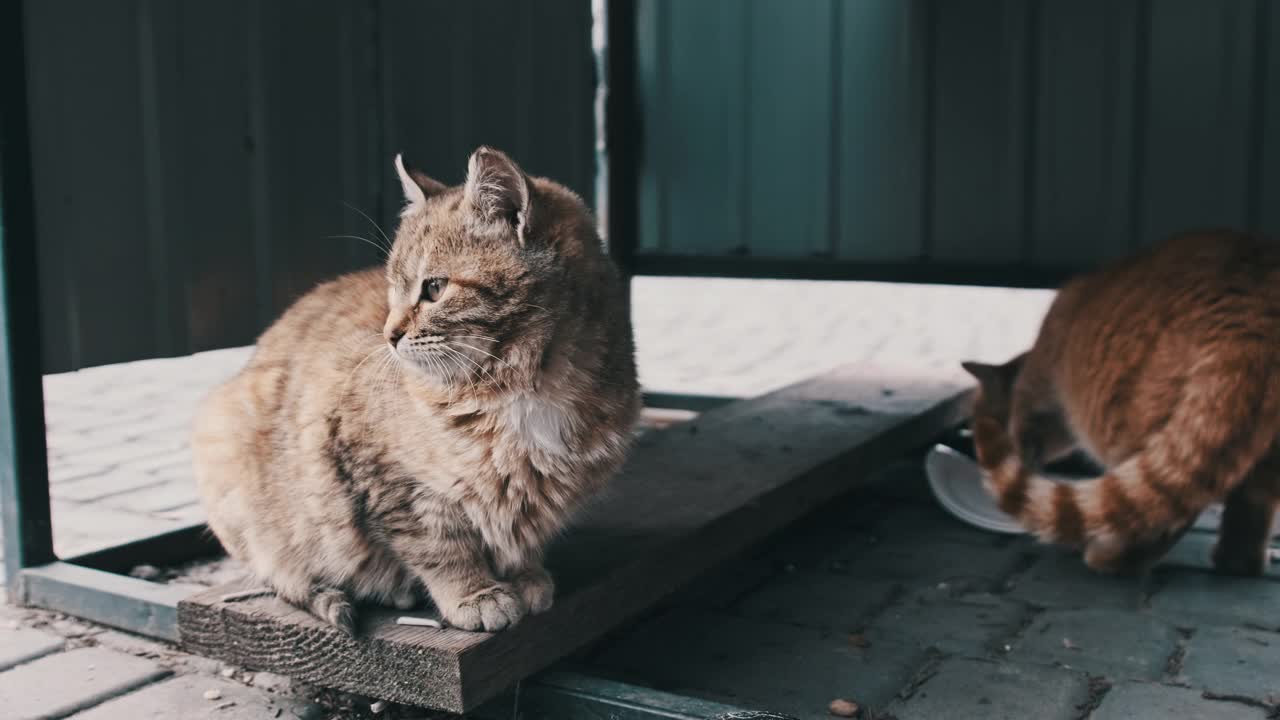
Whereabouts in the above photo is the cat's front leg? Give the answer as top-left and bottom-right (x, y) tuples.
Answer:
(508, 562), (555, 615)
(490, 542), (555, 615)
(388, 529), (526, 631)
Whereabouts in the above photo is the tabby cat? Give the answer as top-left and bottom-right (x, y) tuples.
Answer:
(192, 147), (640, 633)
(963, 230), (1280, 575)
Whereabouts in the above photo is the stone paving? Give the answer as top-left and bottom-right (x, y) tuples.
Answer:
(10, 277), (1276, 717)
(592, 460), (1280, 720)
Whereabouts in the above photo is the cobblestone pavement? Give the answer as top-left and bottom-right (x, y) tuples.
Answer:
(594, 461), (1280, 720)
(5, 462), (1279, 718)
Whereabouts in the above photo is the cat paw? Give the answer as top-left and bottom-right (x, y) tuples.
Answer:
(1211, 543), (1267, 577)
(308, 588), (358, 636)
(444, 585), (526, 631)
(512, 568), (555, 615)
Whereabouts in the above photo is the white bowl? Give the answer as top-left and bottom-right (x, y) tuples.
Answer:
(924, 443), (1224, 535)
(924, 443), (1024, 534)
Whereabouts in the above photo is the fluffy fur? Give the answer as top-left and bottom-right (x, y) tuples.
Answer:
(193, 147), (640, 632)
(964, 230), (1280, 575)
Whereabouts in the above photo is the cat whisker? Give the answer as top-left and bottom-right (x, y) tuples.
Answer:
(325, 234), (389, 258)
(453, 341), (518, 373)
(341, 201), (393, 250)
(435, 345), (481, 398)
(339, 345), (391, 403)
(368, 353), (404, 427)
(440, 344), (507, 393)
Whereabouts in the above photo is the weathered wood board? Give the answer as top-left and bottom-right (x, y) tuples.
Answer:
(179, 366), (971, 713)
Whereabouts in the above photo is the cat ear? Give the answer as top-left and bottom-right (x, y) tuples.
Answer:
(961, 361), (1000, 387)
(394, 153), (446, 212)
(463, 146), (531, 243)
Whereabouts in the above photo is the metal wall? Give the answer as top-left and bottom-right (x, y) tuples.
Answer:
(23, 0), (595, 372)
(631, 0), (1280, 284)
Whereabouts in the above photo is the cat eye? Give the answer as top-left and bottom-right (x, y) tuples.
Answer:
(421, 278), (448, 303)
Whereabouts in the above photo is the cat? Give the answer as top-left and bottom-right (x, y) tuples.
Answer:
(192, 147), (640, 633)
(962, 230), (1280, 576)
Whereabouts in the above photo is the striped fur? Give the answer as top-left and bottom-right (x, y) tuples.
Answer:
(193, 148), (639, 633)
(964, 231), (1280, 575)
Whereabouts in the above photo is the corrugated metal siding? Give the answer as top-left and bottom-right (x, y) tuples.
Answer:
(635, 0), (1279, 274)
(23, 0), (594, 372)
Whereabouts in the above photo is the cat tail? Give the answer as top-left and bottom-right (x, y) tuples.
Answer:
(977, 353), (1279, 568)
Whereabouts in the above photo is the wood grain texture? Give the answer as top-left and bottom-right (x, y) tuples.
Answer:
(179, 366), (970, 713)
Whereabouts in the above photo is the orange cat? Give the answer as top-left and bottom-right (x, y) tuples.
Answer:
(963, 231), (1280, 575)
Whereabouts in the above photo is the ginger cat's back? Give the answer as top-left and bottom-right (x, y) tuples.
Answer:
(964, 231), (1280, 576)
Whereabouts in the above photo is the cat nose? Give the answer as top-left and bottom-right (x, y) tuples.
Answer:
(385, 326), (406, 347)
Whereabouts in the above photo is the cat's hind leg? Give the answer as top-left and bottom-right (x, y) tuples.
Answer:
(1212, 458), (1279, 577)
(348, 550), (423, 611)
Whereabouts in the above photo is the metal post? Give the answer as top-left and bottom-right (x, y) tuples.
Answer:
(601, 0), (639, 291)
(0, 0), (55, 598)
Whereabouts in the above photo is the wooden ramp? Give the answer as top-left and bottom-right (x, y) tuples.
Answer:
(178, 366), (971, 713)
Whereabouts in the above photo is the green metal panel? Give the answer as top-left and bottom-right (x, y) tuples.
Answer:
(837, 0), (928, 262)
(22, 0), (594, 372)
(1139, 0), (1257, 243)
(746, 0), (833, 258)
(1031, 0), (1140, 265)
(657, 0), (748, 256)
(635, 0), (666, 252)
(1261, 1), (1280, 235)
(929, 0), (1032, 263)
(634, 0), (1280, 282)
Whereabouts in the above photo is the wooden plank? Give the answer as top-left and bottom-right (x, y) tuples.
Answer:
(836, 0), (928, 262)
(1031, 0), (1140, 264)
(1138, 0), (1256, 244)
(178, 366), (969, 713)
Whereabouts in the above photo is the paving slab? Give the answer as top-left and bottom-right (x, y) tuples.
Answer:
(869, 586), (1030, 657)
(732, 573), (899, 630)
(1092, 682), (1268, 720)
(0, 627), (64, 671)
(0, 646), (169, 720)
(592, 608), (928, 720)
(825, 532), (1024, 592)
(1005, 547), (1150, 611)
(1150, 572), (1280, 631)
(1006, 608), (1179, 681)
(69, 675), (317, 720)
(1159, 532), (1280, 580)
(1180, 626), (1280, 700)
(885, 657), (1091, 720)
